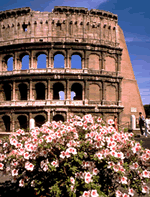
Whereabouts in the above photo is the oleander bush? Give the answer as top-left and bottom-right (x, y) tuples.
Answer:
(0, 114), (150, 197)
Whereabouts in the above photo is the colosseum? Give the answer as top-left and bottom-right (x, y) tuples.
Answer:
(0, 6), (145, 132)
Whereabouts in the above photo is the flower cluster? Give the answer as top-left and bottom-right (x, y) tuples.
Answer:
(0, 115), (150, 197)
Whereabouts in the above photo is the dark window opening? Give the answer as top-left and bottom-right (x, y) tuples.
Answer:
(71, 55), (82, 69)
(18, 115), (27, 130)
(35, 83), (45, 100)
(35, 115), (45, 127)
(53, 114), (64, 122)
(19, 83), (27, 100)
(2, 116), (10, 132)
(53, 83), (64, 100)
(3, 84), (11, 101)
(71, 83), (82, 100)
(22, 24), (28, 32)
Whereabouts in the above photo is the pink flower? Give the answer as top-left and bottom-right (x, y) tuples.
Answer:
(25, 162), (34, 171)
(128, 188), (134, 196)
(70, 177), (75, 184)
(142, 170), (150, 178)
(60, 151), (65, 159)
(92, 168), (99, 175)
(121, 176), (128, 184)
(108, 119), (114, 125)
(51, 160), (59, 167)
(91, 189), (99, 197)
(19, 179), (25, 187)
(12, 169), (18, 176)
(24, 152), (30, 160)
(0, 163), (4, 170)
(82, 191), (90, 197)
(142, 185), (149, 194)
(115, 190), (122, 197)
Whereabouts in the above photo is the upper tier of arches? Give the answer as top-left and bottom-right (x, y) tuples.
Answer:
(0, 50), (120, 73)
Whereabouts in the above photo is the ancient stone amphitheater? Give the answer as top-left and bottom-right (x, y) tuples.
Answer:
(0, 6), (145, 132)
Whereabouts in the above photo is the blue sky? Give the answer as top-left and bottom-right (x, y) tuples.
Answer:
(0, 0), (150, 105)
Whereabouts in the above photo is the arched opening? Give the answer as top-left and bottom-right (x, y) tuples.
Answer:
(71, 83), (82, 100)
(22, 55), (29, 70)
(3, 84), (11, 101)
(53, 83), (64, 100)
(37, 54), (47, 69)
(54, 54), (64, 68)
(7, 57), (13, 71)
(18, 115), (27, 130)
(35, 115), (46, 127)
(71, 91), (76, 100)
(53, 114), (64, 122)
(18, 83), (27, 100)
(35, 83), (45, 100)
(2, 115), (10, 132)
(71, 54), (82, 69)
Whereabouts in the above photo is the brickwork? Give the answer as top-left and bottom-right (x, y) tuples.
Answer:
(0, 6), (145, 132)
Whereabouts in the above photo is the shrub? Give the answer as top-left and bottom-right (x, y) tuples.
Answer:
(0, 114), (150, 197)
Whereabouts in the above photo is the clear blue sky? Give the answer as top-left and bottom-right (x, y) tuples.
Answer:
(0, 0), (150, 105)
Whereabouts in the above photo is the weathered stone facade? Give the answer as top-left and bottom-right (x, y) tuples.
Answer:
(0, 6), (145, 132)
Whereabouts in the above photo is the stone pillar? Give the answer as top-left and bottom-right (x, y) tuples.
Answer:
(101, 52), (105, 72)
(29, 51), (34, 69)
(118, 80), (122, 106)
(30, 118), (35, 130)
(102, 81), (105, 105)
(130, 115), (136, 130)
(66, 79), (70, 104)
(29, 80), (33, 100)
(66, 50), (70, 69)
(47, 79), (50, 100)
(11, 113), (15, 132)
(84, 79), (88, 105)
(13, 52), (18, 70)
(12, 81), (16, 101)
(47, 110), (51, 122)
(117, 54), (121, 75)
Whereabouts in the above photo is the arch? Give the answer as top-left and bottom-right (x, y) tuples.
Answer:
(71, 83), (82, 100)
(21, 55), (29, 70)
(106, 85), (116, 101)
(17, 115), (27, 130)
(53, 114), (64, 122)
(37, 54), (47, 69)
(89, 84), (100, 101)
(53, 82), (64, 100)
(105, 56), (116, 72)
(71, 54), (82, 69)
(2, 115), (10, 132)
(3, 84), (11, 101)
(89, 54), (100, 70)
(54, 54), (64, 68)
(35, 115), (46, 127)
(7, 57), (13, 71)
(35, 83), (45, 100)
(18, 83), (27, 100)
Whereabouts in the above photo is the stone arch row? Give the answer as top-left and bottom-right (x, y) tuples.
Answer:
(0, 82), (83, 101)
(1, 50), (118, 72)
(0, 81), (119, 103)
(0, 113), (65, 132)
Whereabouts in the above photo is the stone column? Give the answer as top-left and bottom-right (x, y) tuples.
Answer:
(12, 81), (16, 101)
(30, 118), (35, 130)
(117, 54), (121, 75)
(47, 110), (51, 122)
(101, 52), (105, 71)
(118, 80), (122, 106)
(66, 79), (70, 104)
(13, 52), (18, 70)
(47, 79), (50, 100)
(29, 80), (33, 100)
(84, 79), (88, 105)
(101, 81), (105, 105)
(29, 51), (34, 69)
(11, 114), (15, 132)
